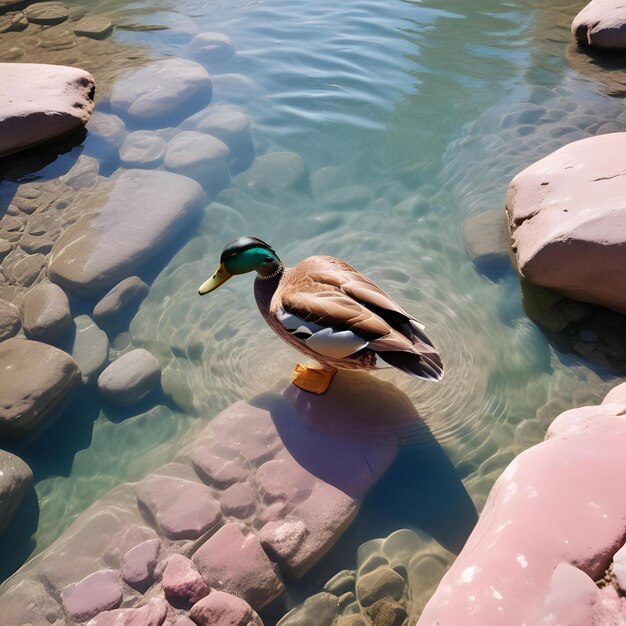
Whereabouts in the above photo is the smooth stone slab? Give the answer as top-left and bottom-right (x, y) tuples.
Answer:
(0, 450), (33, 535)
(0, 298), (20, 341)
(48, 169), (204, 296)
(165, 131), (231, 190)
(573, 0), (626, 49)
(61, 569), (122, 622)
(70, 315), (109, 383)
(119, 131), (166, 168)
(20, 283), (71, 342)
(241, 152), (307, 193)
(189, 32), (236, 64)
(0, 63), (94, 158)
(0, 11), (28, 32)
(189, 590), (263, 626)
(98, 348), (161, 406)
(418, 384), (626, 625)
(0, 338), (81, 438)
(136, 467), (222, 539)
(110, 58), (212, 124)
(506, 133), (626, 312)
(72, 15), (113, 39)
(88, 598), (168, 626)
(24, 2), (68, 25)
(162, 554), (209, 608)
(192, 523), (284, 610)
(93, 276), (149, 330)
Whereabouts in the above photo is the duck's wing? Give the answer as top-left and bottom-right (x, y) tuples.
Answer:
(273, 257), (443, 379)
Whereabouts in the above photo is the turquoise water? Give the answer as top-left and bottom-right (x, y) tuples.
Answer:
(2, 0), (624, 618)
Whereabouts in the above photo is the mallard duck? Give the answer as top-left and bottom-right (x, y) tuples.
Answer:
(198, 236), (443, 394)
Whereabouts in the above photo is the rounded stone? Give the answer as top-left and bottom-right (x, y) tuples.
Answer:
(0, 450), (33, 535)
(189, 590), (262, 626)
(119, 131), (167, 168)
(162, 554), (209, 608)
(61, 569), (122, 622)
(72, 15), (113, 39)
(356, 566), (406, 607)
(220, 482), (257, 518)
(189, 32), (236, 64)
(97, 348), (161, 406)
(24, 2), (68, 25)
(92, 276), (149, 331)
(165, 131), (231, 190)
(242, 152), (307, 193)
(0, 298), (20, 341)
(110, 58), (213, 125)
(70, 315), (109, 383)
(20, 283), (71, 342)
(86, 112), (127, 151)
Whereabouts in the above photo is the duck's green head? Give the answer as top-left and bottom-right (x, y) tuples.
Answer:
(198, 236), (282, 295)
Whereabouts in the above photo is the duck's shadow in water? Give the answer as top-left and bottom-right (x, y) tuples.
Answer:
(252, 369), (477, 564)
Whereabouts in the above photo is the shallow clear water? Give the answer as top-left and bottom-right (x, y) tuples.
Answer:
(2, 0), (624, 616)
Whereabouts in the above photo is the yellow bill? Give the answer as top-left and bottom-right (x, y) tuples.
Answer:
(198, 263), (232, 295)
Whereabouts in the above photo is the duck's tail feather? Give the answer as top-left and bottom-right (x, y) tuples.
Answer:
(377, 350), (443, 381)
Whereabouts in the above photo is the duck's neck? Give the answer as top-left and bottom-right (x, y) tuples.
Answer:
(254, 264), (284, 316)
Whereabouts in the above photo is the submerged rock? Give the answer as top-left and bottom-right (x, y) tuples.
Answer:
(23, 2), (68, 26)
(69, 314), (109, 383)
(573, 0), (626, 49)
(0, 338), (81, 438)
(189, 590), (263, 626)
(462, 209), (511, 275)
(418, 382), (626, 625)
(162, 554), (209, 608)
(98, 348), (161, 406)
(110, 58), (212, 125)
(506, 133), (626, 313)
(93, 276), (149, 331)
(240, 152), (307, 194)
(72, 15), (113, 40)
(189, 32), (236, 64)
(119, 131), (166, 169)
(48, 169), (204, 296)
(0, 63), (94, 158)
(0, 451), (33, 535)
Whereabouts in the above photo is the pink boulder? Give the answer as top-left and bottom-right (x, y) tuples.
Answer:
(162, 554), (210, 608)
(0, 63), (95, 158)
(418, 385), (626, 625)
(121, 538), (161, 591)
(189, 590), (262, 626)
(192, 523), (284, 610)
(572, 0), (626, 49)
(506, 133), (626, 313)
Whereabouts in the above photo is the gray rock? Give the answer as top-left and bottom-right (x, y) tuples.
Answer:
(93, 276), (149, 330)
(0, 63), (94, 158)
(462, 210), (511, 273)
(189, 32), (236, 64)
(185, 105), (254, 174)
(119, 131), (166, 168)
(110, 58), (212, 124)
(240, 152), (307, 194)
(0, 338), (81, 438)
(211, 73), (260, 104)
(97, 348), (161, 406)
(24, 2), (68, 25)
(277, 592), (339, 626)
(72, 15), (113, 39)
(0, 450), (33, 535)
(86, 112), (127, 154)
(48, 170), (204, 296)
(70, 315), (109, 383)
(356, 567), (405, 607)
(20, 283), (71, 342)
(165, 130), (231, 191)
(0, 298), (20, 341)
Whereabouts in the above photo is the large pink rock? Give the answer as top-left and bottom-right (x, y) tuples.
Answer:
(506, 133), (626, 313)
(418, 384), (626, 625)
(61, 569), (123, 622)
(192, 523), (284, 610)
(573, 0), (626, 49)
(0, 63), (95, 158)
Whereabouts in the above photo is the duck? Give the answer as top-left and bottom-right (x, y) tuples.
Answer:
(198, 236), (443, 394)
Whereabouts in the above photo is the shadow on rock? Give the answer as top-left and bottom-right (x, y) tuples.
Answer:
(566, 42), (626, 98)
(0, 487), (39, 582)
(255, 370), (477, 555)
(520, 279), (626, 375)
